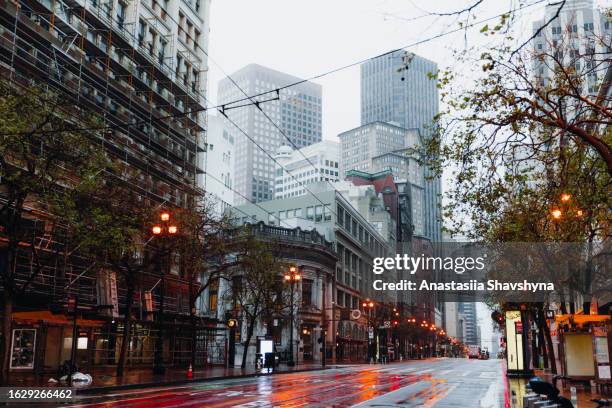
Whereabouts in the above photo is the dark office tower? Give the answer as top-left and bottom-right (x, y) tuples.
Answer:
(361, 51), (442, 242)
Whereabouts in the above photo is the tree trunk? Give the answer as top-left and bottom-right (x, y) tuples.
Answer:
(116, 285), (134, 377)
(539, 309), (557, 374)
(1, 289), (13, 386)
(530, 310), (539, 368)
(241, 320), (255, 369)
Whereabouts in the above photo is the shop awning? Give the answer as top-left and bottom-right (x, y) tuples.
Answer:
(12, 311), (105, 327)
(554, 314), (611, 325)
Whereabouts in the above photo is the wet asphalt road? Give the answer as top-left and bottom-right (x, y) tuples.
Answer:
(68, 358), (507, 408)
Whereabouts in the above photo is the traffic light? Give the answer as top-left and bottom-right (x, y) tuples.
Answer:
(227, 319), (238, 328)
(491, 311), (504, 326)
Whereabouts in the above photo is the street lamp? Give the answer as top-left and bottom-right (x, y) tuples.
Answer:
(151, 211), (178, 375)
(362, 300), (376, 362)
(284, 266), (301, 366)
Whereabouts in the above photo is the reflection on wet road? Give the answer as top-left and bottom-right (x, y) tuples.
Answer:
(69, 358), (506, 407)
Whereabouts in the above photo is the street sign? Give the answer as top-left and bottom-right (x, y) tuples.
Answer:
(368, 326), (374, 334)
(368, 331), (374, 339)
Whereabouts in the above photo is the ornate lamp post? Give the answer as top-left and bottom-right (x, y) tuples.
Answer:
(362, 300), (375, 362)
(284, 266), (301, 366)
(151, 211), (178, 375)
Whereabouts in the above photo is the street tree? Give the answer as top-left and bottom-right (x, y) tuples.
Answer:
(171, 202), (265, 368)
(480, 139), (610, 372)
(421, 10), (611, 238)
(223, 237), (288, 368)
(0, 80), (106, 384)
(58, 166), (159, 377)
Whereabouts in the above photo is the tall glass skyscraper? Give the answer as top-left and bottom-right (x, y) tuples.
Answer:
(361, 51), (442, 242)
(218, 64), (322, 204)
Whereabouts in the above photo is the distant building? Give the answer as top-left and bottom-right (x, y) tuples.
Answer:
(532, 0), (611, 95)
(218, 64), (322, 204)
(459, 302), (479, 346)
(274, 140), (340, 199)
(338, 122), (420, 179)
(202, 115), (235, 214)
(360, 51), (442, 242)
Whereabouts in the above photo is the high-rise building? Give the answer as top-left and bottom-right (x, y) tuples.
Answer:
(0, 0), (215, 369)
(274, 140), (340, 199)
(458, 302), (479, 346)
(218, 64), (322, 204)
(361, 51), (442, 242)
(203, 115), (235, 215)
(532, 0), (611, 95)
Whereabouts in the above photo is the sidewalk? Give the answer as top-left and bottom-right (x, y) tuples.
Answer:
(7, 363), (334, 394)
(507, 369), (605, 407)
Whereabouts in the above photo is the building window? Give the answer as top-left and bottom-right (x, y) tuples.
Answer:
(306, 206), (314, 220)
(302, 279), (313, 306)
(315, 205), (323, 222)
(324, 205), (332, 221)
(208, 279), (219, 311)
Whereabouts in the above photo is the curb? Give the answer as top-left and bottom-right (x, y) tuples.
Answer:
(75, 365), (335, 395)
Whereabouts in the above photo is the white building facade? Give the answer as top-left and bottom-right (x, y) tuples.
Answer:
(202, 115), (235, 214)
(274, 140), (340, 199)
(532, 0), (611, 95)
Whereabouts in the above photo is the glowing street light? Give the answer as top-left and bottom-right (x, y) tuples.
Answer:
(561, 193), (571, 202)
(285, 266), (301, 366)
(551, 209), (562, 219)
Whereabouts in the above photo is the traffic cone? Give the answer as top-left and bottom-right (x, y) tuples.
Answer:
(187, 364), (193, 378)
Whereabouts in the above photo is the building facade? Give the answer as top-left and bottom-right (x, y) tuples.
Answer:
(230, 185), (398, 361)
(338, 122), (420, 179)
(532, 0), (611, 95)
(196, 222), (338, 366)
(274, 140), (340, 199)
(458, 302), (479, 346)
(360, 51), (442, 243)
(0, 0), (216, 375)
(202, 115), (235, 215)
(217, 64), (322, 204)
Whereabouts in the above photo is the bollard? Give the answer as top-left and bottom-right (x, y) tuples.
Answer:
(570, 386), (578, 407)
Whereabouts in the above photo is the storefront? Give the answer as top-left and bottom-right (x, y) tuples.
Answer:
(10, 311), (228, 374)
(554, 314), (611, 385)
(11, 311), (104, 374)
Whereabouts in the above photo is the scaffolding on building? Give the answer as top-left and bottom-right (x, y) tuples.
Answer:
(0, 0), (226, 370)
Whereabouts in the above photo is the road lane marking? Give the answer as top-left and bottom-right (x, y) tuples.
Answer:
(479, 371), (497, 378)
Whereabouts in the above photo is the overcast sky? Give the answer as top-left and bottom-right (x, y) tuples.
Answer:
(207, 0), (552, 137)
(206, 0), (609, 136)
